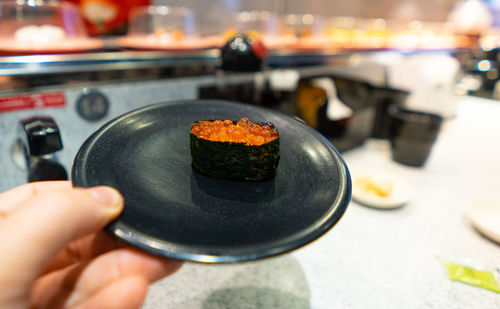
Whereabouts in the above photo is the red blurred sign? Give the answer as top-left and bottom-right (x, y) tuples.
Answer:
(64, 0), (150, 36)
(0, 93), (66, 113)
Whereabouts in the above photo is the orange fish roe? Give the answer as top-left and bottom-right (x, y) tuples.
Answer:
(191, 117), (279, 146)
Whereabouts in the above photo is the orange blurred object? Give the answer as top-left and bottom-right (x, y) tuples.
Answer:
(64, 0), (150, 36)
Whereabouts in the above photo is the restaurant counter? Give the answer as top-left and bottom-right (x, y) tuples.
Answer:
(142, 95), (500, 309)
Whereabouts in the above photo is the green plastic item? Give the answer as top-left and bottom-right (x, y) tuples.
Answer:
(445, 261), (500, 293)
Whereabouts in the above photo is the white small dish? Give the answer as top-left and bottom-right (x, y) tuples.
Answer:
(351, 172), (412, 209)
(466, 201), (500, 244)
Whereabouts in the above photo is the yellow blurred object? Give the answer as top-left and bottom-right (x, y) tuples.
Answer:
(153, 28), (167, 36)
(355, 176), (394, 198)
(171, 29), (184, 41)
(223, 28), (263, 41)
(246, 30), (262, 40)
(152, 28), (184, 41)
(300, 28), (313, 38)
(283, 27), (296, 37)
(296, 82), (327, 128)
(223, 28), (238, 41)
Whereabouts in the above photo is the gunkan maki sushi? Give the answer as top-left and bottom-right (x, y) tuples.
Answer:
(190, 117), (280, 181)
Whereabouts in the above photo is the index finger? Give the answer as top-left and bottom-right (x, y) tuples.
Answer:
(0, 181), (72, 214)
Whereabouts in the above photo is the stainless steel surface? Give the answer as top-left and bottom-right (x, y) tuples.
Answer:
(0, 51), (388, 96)
(0, 50), (219, 76)
(0, 47), (383, 73)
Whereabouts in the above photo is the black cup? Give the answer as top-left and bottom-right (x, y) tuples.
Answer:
(371, 87), (410, 139)
(388, 105), (444, 167)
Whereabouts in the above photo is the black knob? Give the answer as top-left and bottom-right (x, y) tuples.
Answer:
(28, 159), (68, 182)
(18, 116), (67, 182)
(19, 116), (63, 157)
(220, 33), (267, 72)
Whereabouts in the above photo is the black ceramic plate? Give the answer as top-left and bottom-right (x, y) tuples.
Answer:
(72, 100), (351, 263)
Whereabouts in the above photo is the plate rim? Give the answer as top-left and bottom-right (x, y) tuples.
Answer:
(0, 38), (103, 52)
(116, 36), (221, 51)
(72, 99), (351, 263)
(466, 201), (500, 244)
(351, 173), (411, 209)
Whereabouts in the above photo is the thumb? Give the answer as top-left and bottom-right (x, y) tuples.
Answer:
(0, 186), (123, 285)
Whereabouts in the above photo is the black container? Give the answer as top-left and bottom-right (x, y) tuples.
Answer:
(316, 78), (377, 152)
(388, 105), (444, 167)
(370, 88), (410, 139)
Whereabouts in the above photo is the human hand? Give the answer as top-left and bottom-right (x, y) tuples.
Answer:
(0, 181), (182, 309)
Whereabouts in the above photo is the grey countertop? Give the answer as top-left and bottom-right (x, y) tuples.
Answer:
(143, 96), (500, 309)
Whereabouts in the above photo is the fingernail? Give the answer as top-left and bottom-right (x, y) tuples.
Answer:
(87, 186), (121, 207)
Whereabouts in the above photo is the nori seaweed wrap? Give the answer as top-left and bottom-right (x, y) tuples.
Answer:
(190, 118), (280, 181)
